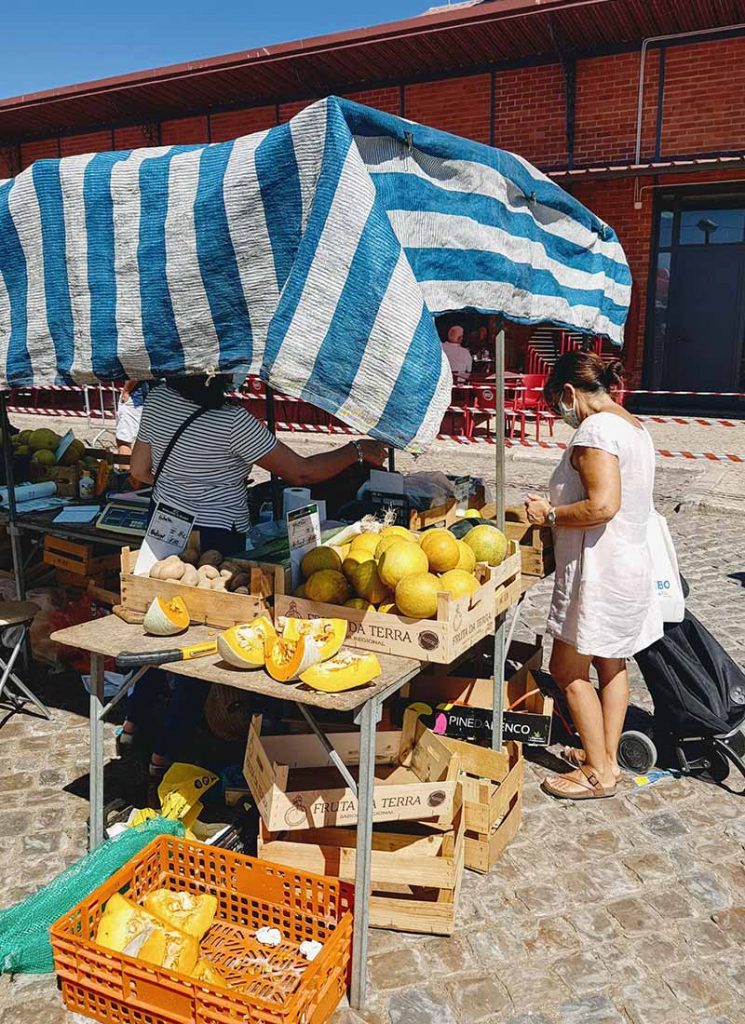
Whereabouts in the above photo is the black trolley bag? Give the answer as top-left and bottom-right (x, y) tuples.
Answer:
(625, 603), (745, 784)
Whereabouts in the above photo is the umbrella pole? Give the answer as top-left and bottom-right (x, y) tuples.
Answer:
(1, 391), (26, 600)
(387, 446), (396, 472)
(492, 326), (506, 752)
(265, 385), (283, 520)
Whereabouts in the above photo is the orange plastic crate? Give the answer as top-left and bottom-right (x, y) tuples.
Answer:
(50, 835), (354, 1024)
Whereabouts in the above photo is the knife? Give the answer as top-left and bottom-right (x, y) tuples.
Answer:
(115, 640), (219, 671)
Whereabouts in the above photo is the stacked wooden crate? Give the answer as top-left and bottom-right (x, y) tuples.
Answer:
(245, 712), (467, 935)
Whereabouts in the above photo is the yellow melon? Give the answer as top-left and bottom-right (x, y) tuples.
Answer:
(420, 529), (460, 573)
(378, 541), (429, 589)
(464, 525), (509, 566)
(342, 551), (374, 580)
(349, 533), (381, 556)
(438, 569), (479, 601)
(351, 561), (392, 605)
(301, 546), (342, 579)
(345, 598), (373, 610)
(454, 540), (477, 573)
(381, 525), (418, 543)
(304, 570), (350, 605)
(395, 573), (441, 620)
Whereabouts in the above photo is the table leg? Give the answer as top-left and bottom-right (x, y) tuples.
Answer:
(491, 612), (506, 751)
(89, 653), (105, 850)
(350, 697), (377, 1010)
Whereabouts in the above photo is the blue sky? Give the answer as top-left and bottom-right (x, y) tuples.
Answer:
(1, 0), (429, 99)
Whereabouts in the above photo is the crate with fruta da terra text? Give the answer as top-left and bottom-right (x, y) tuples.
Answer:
(274, 540), (521, 664)
(243, 712), (461, 833)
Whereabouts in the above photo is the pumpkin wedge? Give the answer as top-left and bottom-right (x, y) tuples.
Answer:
(192, 957), (230, 986)
(217, 616), (276, 669)
(281, 618), (347, 659)
(143, 596), (190, 636)
(95, 893), (199, 974)
(299, 650), (382, 693)
(265, 634), (324, 682)
(143, 889), (218, 939)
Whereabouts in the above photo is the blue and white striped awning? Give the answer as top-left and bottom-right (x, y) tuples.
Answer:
(0, 96), (630, 451)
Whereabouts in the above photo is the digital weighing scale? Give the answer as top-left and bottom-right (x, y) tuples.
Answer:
(96, 494), (151, 536)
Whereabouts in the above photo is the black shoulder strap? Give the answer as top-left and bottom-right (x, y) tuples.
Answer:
(152, 406), (208, 489)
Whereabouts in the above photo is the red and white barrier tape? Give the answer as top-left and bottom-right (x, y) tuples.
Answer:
(6, 405), (115, 420)
(437, 435), (745, 461)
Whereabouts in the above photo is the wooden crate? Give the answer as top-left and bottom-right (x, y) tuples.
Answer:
(437, 737), (523, 873)
(244, 711), (461, 833)
(275, 541), (521, 664)
(504, 506), (555, 578)
(119, 548), (285, 629)
(258, 787), (465, 936)
(43, 534), (121, 577)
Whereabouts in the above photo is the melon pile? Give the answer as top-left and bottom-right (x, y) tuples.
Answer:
(297, 522), (508, 621)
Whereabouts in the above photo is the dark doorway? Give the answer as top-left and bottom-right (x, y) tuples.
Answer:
(646, 192), (745, 405)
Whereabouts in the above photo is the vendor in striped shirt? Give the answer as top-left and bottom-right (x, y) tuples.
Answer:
(126, 373), (387, 775)
(130, 375), (386, 555)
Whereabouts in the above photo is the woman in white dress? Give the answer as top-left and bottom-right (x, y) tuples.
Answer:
(525, 352), (662, 800)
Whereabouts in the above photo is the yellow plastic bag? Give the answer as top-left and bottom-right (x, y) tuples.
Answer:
(158, 764), (219, 827)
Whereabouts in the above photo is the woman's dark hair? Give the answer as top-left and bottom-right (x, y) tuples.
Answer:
(543, 351), (624, 410)
(166, 374), (232, 410)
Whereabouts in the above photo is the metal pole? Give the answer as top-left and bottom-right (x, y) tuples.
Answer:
(89, 652), (106, 849)
(492, 327), (506, 751)
(1, 391), (26, 600)
(265, 386), (283, 520)
(387, 446), (396, 472)
(350, 697), (378, 1009)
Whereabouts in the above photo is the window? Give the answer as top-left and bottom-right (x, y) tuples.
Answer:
(679, 208), (745, 245)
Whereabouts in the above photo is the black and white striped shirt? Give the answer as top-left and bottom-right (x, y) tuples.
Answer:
(138, 384), (277, 532)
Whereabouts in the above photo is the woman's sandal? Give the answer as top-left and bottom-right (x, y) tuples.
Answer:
(542, 765), (617, 800)
(563, 745), (622, 782)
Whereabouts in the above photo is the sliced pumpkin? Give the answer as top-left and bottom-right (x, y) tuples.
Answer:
(143, 596), (190, 637)
(217, 616), (276, 669)
(299, 650), (382, 693)
(143, 889), (218, 939)
(281, 618), (347, 659)
(265, 634), (324, 682)
(192, 957), (229, 987)
(95, 893), (199, 974)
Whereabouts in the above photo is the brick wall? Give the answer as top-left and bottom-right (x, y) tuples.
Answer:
(661, 37), (745, 156)
(574, 51), (660, 165)
(344, 87), (401, 115)
(405, 74), (491, 144)
(493, 63), (567, 166)
(159, 115), (209, 146)
(210, 105), (276, 141)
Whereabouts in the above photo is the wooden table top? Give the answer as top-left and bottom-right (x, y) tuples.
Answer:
(51, 615), (422, 712)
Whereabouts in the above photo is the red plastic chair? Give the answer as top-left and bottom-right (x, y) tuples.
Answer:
(507, 373), (555, 442)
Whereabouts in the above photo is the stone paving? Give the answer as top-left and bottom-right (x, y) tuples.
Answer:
(0, 433), (743, 1023)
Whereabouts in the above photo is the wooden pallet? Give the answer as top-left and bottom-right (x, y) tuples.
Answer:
(504, 506), (555, 578)
(244, 711), (461, 832)
(258, 787), (465, 936)
(438, 737), (523, 874)
(43, 534), (121, 577)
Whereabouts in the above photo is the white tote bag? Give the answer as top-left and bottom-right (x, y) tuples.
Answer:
(647, 510), (685, 623)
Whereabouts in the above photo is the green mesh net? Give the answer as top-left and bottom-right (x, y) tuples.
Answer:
(0, 817), (185, 975)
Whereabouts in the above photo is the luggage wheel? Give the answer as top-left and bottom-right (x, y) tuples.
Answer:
(618, 730), (657, 773)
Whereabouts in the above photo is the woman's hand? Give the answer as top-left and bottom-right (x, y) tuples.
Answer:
(356, 440), (388, 468)
(525, 494), (551, 525)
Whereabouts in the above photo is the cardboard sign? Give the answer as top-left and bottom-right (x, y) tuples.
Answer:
(393, 698), (552, 746)
(133, 500), (196, 576)
(288, 503), (321, 589)
(452, 476), (470, 513)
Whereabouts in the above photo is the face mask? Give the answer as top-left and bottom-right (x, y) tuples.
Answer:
(558, 399), (581, 429)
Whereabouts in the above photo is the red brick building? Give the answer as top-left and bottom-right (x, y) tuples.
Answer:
(1, 0), (744, 396)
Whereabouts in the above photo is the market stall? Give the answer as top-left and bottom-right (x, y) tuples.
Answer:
(0, 95), (630, 1019)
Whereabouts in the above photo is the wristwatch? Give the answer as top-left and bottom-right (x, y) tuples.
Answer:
(546, 506), (557, 526)
(352, 440), (365, 464)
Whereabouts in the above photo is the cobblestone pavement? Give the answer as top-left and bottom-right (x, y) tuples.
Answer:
(0, 439), (743, 1023)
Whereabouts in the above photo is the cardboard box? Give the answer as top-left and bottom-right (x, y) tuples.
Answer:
(244, 712), (461, 832)
(275, 541), (522, 664)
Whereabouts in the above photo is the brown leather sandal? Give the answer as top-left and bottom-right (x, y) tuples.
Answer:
(563, 746), (622, 781)
(542, 765), (617, 800)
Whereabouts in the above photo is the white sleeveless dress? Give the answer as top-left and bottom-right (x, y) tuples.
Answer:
(547, 412), (663, 659)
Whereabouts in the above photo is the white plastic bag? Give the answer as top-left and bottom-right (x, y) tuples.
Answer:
(647, 511), (685, 623)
